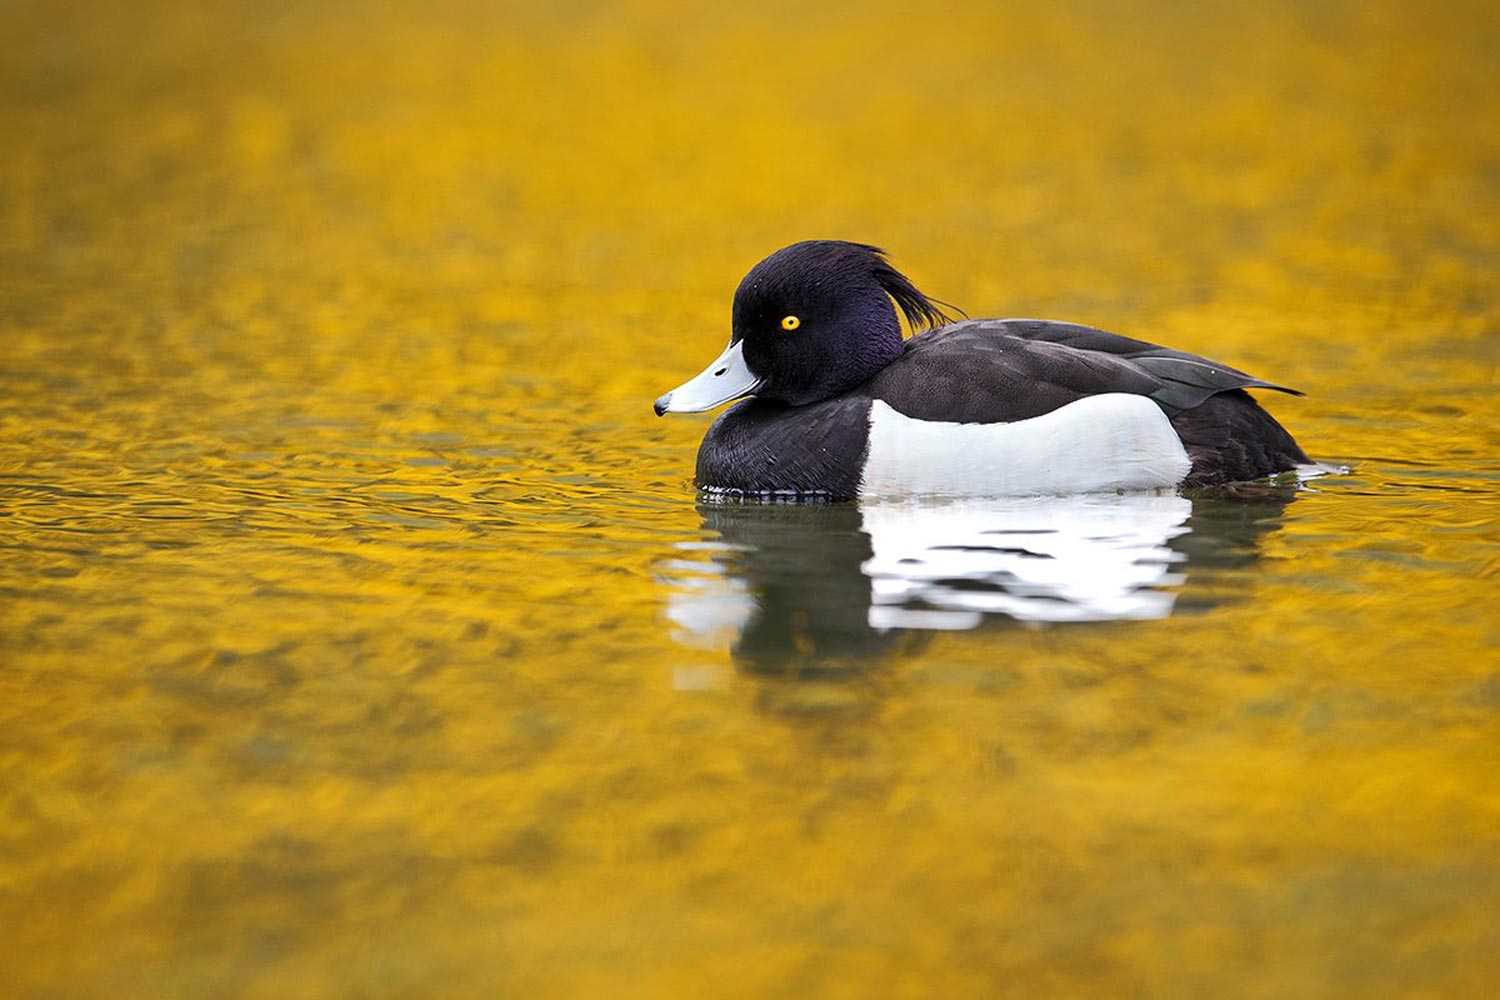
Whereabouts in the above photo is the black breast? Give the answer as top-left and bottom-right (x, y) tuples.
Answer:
(695, 396), (872, 500)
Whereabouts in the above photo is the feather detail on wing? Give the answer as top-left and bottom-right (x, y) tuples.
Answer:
(872, 319), (1304, 423)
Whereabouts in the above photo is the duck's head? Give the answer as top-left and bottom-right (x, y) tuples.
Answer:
(654, 241), (955, 415)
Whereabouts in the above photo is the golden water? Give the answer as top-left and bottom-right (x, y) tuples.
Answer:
(2, 1), (1498, 996)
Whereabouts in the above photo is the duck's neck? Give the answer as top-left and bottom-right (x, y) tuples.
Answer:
(834, 311), (904, 395)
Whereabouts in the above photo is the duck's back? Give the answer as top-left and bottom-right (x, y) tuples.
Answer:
(871, 320), (1302, 420)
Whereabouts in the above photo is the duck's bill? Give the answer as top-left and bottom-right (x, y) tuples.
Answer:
(653, 340), (763, 416)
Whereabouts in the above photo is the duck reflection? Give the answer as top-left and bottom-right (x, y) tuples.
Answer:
(662, 488), (1295, 675)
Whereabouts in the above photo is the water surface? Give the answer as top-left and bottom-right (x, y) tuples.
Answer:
(2, 1), (1499, 997)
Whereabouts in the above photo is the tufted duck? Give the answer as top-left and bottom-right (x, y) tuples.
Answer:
(654, 241), (1309, 499)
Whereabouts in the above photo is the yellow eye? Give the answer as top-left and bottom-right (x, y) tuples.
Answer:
(781, 315), (801, 331)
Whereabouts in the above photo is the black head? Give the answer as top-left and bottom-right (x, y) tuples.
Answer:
(731, 241), (957, 406)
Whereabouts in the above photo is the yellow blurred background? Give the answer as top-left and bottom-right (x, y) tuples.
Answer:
(1, 1), (1498, 997)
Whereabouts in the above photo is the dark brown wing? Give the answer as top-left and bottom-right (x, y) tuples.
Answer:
(869, 319), (1302, 423)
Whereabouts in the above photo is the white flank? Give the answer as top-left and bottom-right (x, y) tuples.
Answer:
(859, 394), (1192, 498)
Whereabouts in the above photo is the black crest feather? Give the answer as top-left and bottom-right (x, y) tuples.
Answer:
(739, 240), (964, 335)
(857, 244), (963, 331)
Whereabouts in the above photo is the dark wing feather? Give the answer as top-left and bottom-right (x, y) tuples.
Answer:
(1132, 355), (1303, 411)
(999, 318), (1304, 409)
(870, 319), (1303, 423)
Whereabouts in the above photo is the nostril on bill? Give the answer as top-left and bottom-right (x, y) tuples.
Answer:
(713, 368), (726, 376)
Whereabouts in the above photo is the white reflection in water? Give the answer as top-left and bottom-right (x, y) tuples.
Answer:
(662, 491), (1209, 661)
(662, 542), (757, 649)
(861, 493), (1192, 628)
